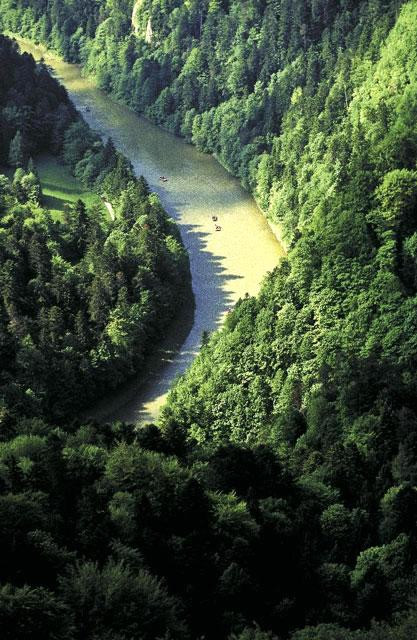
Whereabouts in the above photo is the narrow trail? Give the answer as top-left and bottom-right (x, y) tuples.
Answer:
(15, 37), (285, 425)
(104, 201), (115, 221)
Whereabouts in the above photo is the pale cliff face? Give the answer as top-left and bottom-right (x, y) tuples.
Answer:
(146, 18), (153, 43)
(131, 0), (152, 43)
(131, 0), (144, 35)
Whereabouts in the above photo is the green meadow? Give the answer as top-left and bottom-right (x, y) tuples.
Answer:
(35, 154), (103, 219)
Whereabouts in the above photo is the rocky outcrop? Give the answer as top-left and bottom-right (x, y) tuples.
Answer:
(132, 0), (152, 43)
(145, 18), (153, 43)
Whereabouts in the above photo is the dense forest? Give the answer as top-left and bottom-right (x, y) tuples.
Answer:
(1, 1), (417, 639)
(0, 0), (412, 239)
(0, 35), (190, 423)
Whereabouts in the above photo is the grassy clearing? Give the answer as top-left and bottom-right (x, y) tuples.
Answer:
(35, 154), (104, 219)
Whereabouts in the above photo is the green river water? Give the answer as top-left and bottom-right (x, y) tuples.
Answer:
(15, 37), (285, 425)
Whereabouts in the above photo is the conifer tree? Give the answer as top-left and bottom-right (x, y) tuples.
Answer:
(8, 131), (26, 168)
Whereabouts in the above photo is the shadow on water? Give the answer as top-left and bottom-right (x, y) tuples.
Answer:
(87, 294), (196, 426)
(84, 221), (242, 425)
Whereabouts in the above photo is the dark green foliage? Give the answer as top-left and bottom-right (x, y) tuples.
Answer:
(8, 131), (26, 168)
(1, 2), (417, 640)
(59, 559), (187, 640)
(0, 35), (190, 422)
(0, 584), (73, 640)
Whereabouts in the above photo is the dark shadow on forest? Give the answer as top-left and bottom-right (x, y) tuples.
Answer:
(41, 180), (83, 196)
(42, 193), (69, 211)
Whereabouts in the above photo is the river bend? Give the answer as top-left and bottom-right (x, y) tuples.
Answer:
(16, 37), (285, 424)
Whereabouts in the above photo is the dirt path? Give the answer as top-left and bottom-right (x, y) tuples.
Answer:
(104, 200), (115, 221)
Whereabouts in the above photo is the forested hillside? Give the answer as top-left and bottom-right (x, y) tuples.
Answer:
(0, 35), (190, 423)
(163, 2), (417, 634)
(0, 0), (410, 239)
(2, 1), (417, 639)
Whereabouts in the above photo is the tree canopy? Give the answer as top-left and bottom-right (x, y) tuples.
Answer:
(1, 1), (417, 639)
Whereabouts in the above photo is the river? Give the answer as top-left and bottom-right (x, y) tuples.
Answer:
(15, 36), (285, 425)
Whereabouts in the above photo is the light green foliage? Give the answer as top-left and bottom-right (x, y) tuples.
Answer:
(35, 154), (100, 219)
(161, 3), (417, 456)
(2, 3), (417, 640)
(211, 491), (260, 540)
(104, 443), (189, 507)
(351, 534), (413, 612)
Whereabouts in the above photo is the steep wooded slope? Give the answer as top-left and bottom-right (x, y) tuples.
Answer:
(2, 2), (417, 639)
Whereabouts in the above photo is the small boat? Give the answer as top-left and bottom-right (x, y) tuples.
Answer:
(212, 215), (218, 222)
(215, 225), (222, 231)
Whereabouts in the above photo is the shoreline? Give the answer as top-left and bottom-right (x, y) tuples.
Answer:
(9, 33), (288, 251)
(12, 34), (285, 425)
